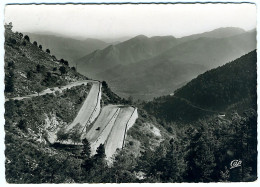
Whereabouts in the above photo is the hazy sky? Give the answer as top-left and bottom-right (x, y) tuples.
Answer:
(5, 3), (256, 39)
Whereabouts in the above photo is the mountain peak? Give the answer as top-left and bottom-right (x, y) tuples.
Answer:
(179, 27), (247, 42)
(197, 27), (246, 38)
(212, 27), (245, 31)
(133, 34), (149, 39)
(210, 27), (245, 34)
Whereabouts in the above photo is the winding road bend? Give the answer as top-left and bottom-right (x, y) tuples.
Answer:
(83, 105), (137, 158)
(8, 79), (138, 159)
(65, 81), (101, 133)
(5, 80), (97, 102)
(84, 105), (121, 155)
(104, 106), (135, 158)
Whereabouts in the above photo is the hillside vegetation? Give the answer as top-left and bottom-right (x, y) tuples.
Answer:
(4, 23), (166, 183)
(4, 25), (86, 98)
(144, 50), (257, 123)
(136, 49), (257, 182)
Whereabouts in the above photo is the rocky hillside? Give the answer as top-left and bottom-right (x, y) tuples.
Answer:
(4, 23), (166, 183)
(4, 25), (87, 98)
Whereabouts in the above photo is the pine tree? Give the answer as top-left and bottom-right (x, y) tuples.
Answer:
(24, 35), (30, 42)
(59, 66), (66, 75)
(95, 144), (106, 160)
(81, 138), (91, 159)
(81, 138), (93, 173)
(185, 124), (216, 182)
(153, 138), (186, 182)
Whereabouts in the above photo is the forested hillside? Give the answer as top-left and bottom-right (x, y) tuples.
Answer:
(135, 109), (257, 182)
(144, 50), (257, 123)
(138, 50), (257, 182)
(174, 50), (257, 111)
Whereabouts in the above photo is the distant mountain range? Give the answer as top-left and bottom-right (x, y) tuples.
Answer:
(25, 27), (256, 100)
(24, 32), (110, 67)
(76, 35), (181, 76)
(75, 27), (256, 100)
(179, 27), (247, 42)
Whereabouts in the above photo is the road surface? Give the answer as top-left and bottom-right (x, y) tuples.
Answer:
(5, 80), (97, 101)
(65, 81), (101, 133)
(104, 106), (135, 159)
(85, 105), (119, 142)
(83, 105), (136, 158)
(84, 105), (121, 155)
(172, 95), (223, 114)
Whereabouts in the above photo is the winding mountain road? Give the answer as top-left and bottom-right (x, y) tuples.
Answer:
(172, 95), (223, 114)
(8, 78), (138, 160)
(65, 81), (101, 133)
(5, 80), (97, 101)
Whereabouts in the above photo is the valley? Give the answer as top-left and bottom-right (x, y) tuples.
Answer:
(75, 27), (256, 100)
(4, 21), (257, 183)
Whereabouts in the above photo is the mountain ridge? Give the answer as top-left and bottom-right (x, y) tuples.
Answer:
(81, 28), (256, 100)
(178, 27), (246, 42)
(76, 34), (181, 77)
